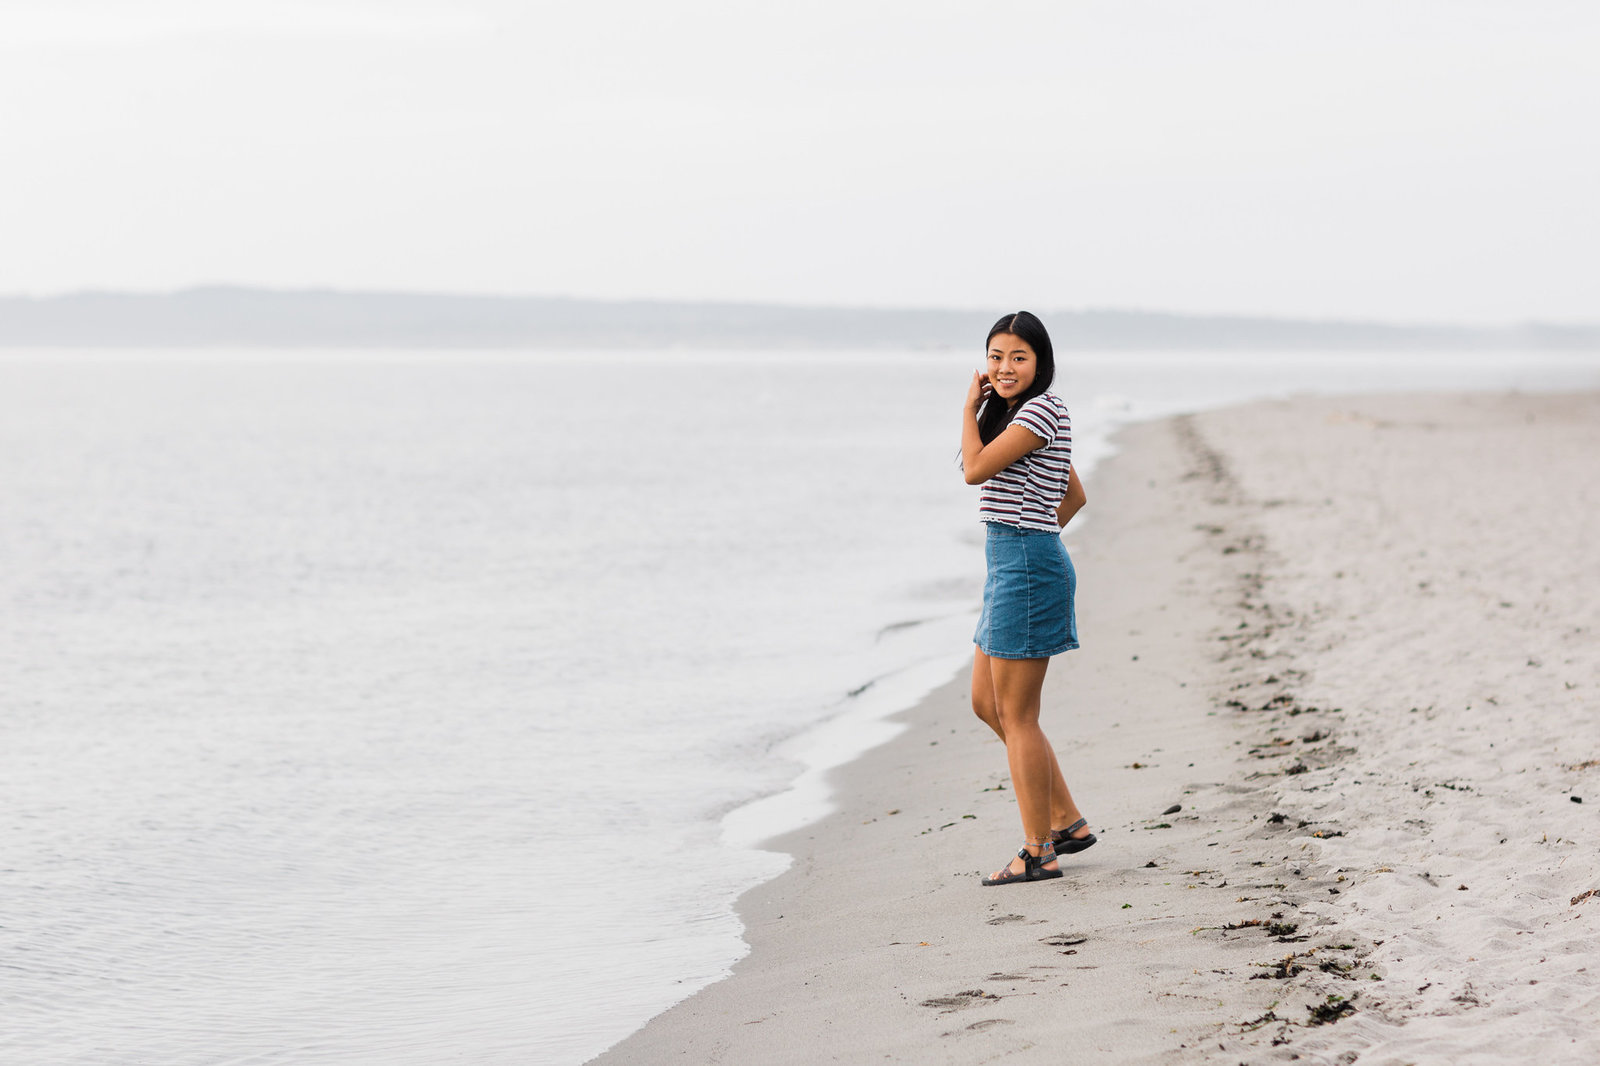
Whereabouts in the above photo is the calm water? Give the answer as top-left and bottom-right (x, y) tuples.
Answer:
(1, 348), (1594, 1064)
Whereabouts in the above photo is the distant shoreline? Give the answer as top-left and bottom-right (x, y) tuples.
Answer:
(2, 287), (1596, 350)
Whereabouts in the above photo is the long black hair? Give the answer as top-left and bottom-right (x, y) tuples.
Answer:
(976, 311), (1056, 444)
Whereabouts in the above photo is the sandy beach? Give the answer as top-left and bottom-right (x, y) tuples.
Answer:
(591, 389), (1600, 1066)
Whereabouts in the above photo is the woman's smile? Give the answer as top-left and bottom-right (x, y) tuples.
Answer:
(987, 332), (1037, 406)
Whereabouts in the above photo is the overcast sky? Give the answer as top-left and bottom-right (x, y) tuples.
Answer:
(2, 0), (1596, 323)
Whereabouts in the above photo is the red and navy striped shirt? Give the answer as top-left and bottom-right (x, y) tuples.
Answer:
(977, 392), (1073, 532)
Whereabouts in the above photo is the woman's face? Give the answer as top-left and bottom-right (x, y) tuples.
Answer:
(986, 332), (1037, 406)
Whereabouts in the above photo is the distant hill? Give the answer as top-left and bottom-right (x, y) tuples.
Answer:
(0, 287), (1594, 350)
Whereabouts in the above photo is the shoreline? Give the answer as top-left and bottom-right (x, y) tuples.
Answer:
(592, 390), (1600, 1065)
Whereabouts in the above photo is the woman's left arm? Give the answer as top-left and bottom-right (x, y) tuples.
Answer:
(961, 371), (1047, 485)
(1056, 468), (1086, 527)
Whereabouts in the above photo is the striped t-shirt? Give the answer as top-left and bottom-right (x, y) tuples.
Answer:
(977, 392), (1073, 532)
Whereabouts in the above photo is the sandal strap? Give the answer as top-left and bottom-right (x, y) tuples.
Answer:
(1058, 818), (1087, 837)
(984, 849), (1033, 885)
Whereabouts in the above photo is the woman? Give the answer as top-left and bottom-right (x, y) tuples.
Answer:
(961, 311), (1095, 886)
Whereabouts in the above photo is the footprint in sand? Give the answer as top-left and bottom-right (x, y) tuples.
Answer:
(966, 1019), (1014, 1031)
(920, 991), (999, 1012)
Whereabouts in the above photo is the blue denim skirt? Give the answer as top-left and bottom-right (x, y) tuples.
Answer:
(974, 522), (1079, 659)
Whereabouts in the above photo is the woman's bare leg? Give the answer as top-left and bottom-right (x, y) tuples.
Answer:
(990, 656), (1054, 875)
(970, 647), (1006, 739)
(971, 647), (1089, 855)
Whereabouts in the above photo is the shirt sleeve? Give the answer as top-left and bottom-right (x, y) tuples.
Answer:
(1011, 395), (1058, 444)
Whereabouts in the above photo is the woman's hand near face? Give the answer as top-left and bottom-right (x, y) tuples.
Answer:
(964, 369), (992, 412)
(961, 368), (1041, 484)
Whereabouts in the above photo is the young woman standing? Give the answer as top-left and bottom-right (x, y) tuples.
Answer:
(960, 311), (1095, 886)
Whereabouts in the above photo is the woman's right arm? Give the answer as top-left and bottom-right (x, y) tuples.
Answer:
(960, 371), (1046, 484)
(1056, 469), (1086, 528)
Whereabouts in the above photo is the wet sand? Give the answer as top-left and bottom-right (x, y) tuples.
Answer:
(591, 390), (1600, 1065)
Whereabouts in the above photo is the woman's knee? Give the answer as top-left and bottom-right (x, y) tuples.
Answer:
(971, 689), (1005, 735)
(972, 694), (1001, 728)
(993, 699), (1041, 734)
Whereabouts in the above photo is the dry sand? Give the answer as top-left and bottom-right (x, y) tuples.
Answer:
(591, 390), (1600, 1066)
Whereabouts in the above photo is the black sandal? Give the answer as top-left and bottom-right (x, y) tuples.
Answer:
(1051, 817), (1098, 854)
(981, 843), (1063, 886)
